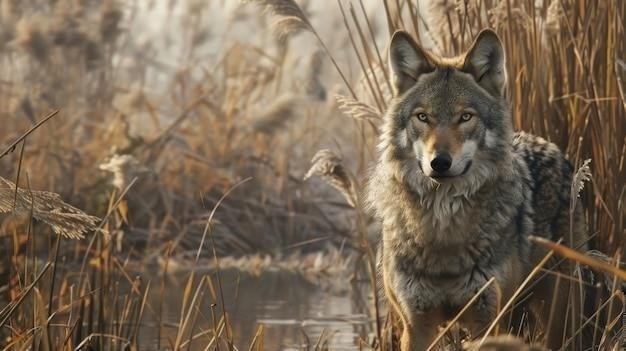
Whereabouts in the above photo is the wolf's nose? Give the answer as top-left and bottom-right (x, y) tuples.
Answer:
(430, 153), (452, 172)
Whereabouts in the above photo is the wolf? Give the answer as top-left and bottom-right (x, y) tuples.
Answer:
(366, 29), (587, 350)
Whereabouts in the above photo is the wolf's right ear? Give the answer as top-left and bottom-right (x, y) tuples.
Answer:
(388, 31), (434, 96)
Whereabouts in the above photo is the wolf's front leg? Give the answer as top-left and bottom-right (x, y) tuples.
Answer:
(459, 285), (501, 341)
(400, 313), (443, 351)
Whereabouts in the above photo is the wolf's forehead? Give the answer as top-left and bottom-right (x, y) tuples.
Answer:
(409, 73), (479, 110)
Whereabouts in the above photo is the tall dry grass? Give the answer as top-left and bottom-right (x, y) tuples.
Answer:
(0, 0), (624, 349)
(0, 1), (361, 349)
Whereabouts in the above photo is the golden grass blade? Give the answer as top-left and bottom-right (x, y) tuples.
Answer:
(248, 325), (264, 351)
(529, 236), (626, 280)
(174, 275), (207, 348)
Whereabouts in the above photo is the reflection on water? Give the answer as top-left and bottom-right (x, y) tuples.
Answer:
(141, 269), (376, 350)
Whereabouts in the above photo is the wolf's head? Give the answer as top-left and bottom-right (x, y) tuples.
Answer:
(380, 29), (512, 195)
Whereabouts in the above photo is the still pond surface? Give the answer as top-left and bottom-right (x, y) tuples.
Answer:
(140, 269), (376, 350)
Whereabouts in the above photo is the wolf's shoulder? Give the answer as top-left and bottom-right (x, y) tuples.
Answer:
(511, 131), (573, 178)
(511, 131), (574, 240)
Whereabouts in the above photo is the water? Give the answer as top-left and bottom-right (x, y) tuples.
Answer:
(140, 269), (376, 350)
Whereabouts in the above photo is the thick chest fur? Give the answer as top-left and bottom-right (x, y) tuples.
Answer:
(376, 156), (533, 310)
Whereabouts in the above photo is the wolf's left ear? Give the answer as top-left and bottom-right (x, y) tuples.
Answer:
(389, 31), (434, 96)
(463, 29), (507, 97)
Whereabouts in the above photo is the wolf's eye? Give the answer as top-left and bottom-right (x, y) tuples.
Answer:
(415, 113), (428, 122)
(460, 113), (473, 123)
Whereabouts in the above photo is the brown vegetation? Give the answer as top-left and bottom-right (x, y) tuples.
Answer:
(0, 0), (624, 349)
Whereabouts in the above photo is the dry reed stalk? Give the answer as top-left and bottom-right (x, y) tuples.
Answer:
(338, 1), (384, 111)
(529, 236), (626, 281)
(252, 0), (357, 97)
(334, 93), (382, 123)
(304, 149), (358, 208)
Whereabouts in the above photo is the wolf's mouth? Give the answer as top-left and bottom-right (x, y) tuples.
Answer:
(430, 161), (473, 180)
